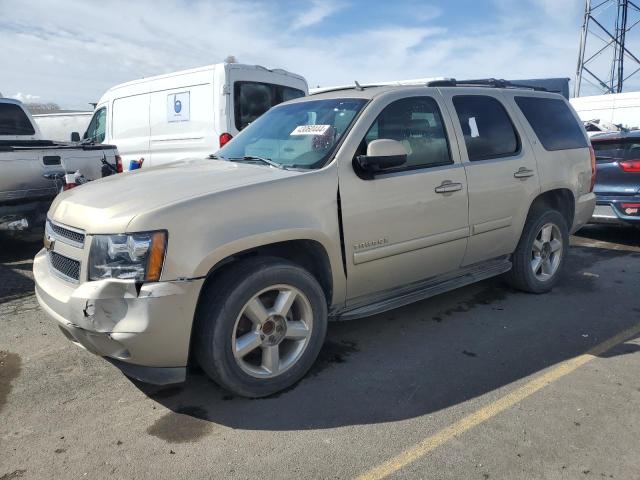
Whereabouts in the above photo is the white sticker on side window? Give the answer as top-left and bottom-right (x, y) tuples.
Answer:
(468, 117), (480, 138)
(290, 125), (331, 136)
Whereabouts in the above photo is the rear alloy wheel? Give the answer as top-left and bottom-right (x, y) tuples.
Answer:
(506, 209), (569, 293)
(530, 223), (563, 282)
(195, 257), (327, 398)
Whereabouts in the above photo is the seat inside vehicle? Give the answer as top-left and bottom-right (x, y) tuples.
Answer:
(401, 118), (449, 167)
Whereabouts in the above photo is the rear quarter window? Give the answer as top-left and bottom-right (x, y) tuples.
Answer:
(0, 103), (35, 135)
(515, 96), (588, 151)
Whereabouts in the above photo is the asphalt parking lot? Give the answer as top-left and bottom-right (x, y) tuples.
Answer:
(1, 226), (639, 480)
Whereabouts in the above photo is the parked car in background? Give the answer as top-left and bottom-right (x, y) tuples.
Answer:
(34, 80), (595, 397)
(78, 63), (308, 171)
(590, 130), (640, 228)
(33, 111), (92, 142)
(0, 97), (118, 239)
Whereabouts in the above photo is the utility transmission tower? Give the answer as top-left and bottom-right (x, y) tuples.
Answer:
(575, 0), (640, 97)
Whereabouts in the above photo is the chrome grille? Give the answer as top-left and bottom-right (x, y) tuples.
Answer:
(46, 219), (85, 247)
(48, 251), (81, 282)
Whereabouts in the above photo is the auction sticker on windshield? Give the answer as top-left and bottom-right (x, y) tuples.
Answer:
(290, 125), (331, 136)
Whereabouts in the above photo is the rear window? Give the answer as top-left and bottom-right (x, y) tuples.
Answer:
(234, 82), (305, 131)
(452, 95), (520, 161)
(592, 139), (640, 163)
(515, 96), (588, 151)
(0, 103), (35, 135)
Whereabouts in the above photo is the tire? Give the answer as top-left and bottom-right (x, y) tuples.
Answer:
(506, 208), (569, 294)
(194, 257), (328, 398)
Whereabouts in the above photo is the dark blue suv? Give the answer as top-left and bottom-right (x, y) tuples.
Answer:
(590, 131), (640, 228)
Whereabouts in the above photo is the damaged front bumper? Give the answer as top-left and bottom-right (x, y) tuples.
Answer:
(33, 248), (204, 384)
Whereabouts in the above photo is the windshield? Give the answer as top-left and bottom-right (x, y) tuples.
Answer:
(84, 107), (106, 143)
(217, 98), (367, 169)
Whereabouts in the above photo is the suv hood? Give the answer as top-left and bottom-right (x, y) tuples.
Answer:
(49, 158), (298, 233)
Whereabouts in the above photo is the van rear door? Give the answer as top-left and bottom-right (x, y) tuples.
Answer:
(226, 64), (307, 140)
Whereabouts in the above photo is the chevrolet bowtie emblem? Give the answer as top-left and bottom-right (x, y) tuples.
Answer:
(44, 235), (55, 252)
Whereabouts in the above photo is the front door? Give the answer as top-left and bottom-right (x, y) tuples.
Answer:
(337, 93), (470, 304)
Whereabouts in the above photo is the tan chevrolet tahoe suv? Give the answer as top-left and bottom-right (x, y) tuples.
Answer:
(34, 80), (596, 397)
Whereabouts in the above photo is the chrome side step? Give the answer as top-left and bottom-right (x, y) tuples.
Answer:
(333, 257), (512, 321)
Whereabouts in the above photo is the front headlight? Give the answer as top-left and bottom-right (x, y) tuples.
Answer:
(89, 231), (167, 282)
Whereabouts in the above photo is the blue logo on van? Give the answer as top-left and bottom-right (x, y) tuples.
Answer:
(174, 99), (182, 113)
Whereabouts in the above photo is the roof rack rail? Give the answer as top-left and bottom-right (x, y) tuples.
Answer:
(426, 78), (549, 92)
(424, 78), (456, 87)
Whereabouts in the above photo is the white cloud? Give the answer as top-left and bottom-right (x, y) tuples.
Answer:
(291, 0), (344, 30)
(0, 0), (613, 108)
(10, 92), (41, 103)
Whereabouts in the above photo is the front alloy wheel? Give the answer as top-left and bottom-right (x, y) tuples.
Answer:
(232, 285), (313, 378)
(194, 257), (328, 398)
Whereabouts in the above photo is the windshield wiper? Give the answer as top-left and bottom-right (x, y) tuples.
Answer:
(228, 156), (287, 170)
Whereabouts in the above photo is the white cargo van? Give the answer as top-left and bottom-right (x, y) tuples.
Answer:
(570, 92), (640, 130)
(80, 63), (308, 170)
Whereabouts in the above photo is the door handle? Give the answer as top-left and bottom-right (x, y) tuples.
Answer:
(435, 181), (463, 194)
(514, 167), (535, 179)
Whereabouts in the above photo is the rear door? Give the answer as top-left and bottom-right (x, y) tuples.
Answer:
(0, 148), (62, 202)
(440, 90), (540, 266)
(337, 92), (470, 304)
(228, 66), (306, 137)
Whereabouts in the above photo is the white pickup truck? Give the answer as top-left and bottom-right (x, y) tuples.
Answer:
(0, 97), (119, 239)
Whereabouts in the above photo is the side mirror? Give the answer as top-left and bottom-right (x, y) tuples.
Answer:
(355, 139), (407, 176)
(70, 132), (81, 142)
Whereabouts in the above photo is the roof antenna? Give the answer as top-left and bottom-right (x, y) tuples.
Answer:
(354, 80), (363, 91)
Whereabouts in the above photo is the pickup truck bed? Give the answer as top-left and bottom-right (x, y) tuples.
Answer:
(0, 98), (118, 238)
(0, 140), (117, 150)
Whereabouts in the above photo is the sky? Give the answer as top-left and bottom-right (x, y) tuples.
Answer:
(1, 0), (637, 109)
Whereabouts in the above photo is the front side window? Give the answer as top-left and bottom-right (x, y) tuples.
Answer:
(0, 103), (35, 135)
(452, 95), (519, 161)
(234, 82), (306, 131)
(218, 98), (367, 169)
(85, 107), (106, 143)
(359, 97), (452, 170)
(515, 96), (588, 151)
